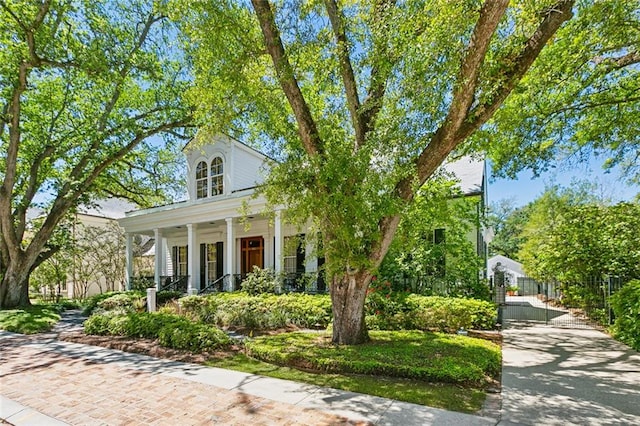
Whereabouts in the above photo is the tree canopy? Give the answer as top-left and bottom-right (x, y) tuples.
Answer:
(0, 0), (194, 307)
(473, 0), (640, 183)
(177, 0), (579, 344)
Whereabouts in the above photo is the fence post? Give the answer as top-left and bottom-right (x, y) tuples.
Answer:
(147, 287), (157, 312)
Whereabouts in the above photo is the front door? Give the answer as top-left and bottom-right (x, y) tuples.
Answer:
(241, 236), (264, 276)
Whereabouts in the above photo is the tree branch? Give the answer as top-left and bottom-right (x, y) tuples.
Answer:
(460, 0), (575, 140)
(324, 0), (363, 147)
(251, 0), (323, 157)
(593, 51), (640, 69)
(360, 0), (396, 139)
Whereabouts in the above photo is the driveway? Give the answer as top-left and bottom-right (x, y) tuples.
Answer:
(500, 324), (640, 425)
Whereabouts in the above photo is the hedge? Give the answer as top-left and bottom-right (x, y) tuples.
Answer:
(610, 280), (640, 351)
(84, 311), (232, 352)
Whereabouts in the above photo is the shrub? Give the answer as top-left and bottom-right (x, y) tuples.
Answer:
(241, 267), (278, 295)
(82, 291), (145, 315)
(84, 311), (232, 351)
(96, 292), (145, 313)
(179, 293), (332, 330)
(610, 280), (640, 351)
(364, 291), (496, 332)
(157, 290), (183, 306)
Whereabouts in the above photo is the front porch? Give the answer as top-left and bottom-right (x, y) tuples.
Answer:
(122, 205), (324, 294)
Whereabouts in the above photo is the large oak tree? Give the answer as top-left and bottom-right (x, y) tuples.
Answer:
(177, 0), (580, 344)
(0, 0), (194, 308)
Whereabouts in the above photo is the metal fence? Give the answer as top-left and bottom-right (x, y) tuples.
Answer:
(494, 276), (625, 328)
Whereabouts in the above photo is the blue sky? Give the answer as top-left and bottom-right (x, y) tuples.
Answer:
(488, 158), (640, 207)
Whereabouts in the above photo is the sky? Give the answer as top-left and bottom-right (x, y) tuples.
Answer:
(488, 157), (640, 208)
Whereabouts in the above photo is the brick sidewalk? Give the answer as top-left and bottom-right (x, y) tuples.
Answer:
(0, 335), (359, 425)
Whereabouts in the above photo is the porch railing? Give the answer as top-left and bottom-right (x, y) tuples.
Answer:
(281, 272), (328, 294)
(159, 275), (189, 293)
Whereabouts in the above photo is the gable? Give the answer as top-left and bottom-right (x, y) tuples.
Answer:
(183, 133), (270, 200)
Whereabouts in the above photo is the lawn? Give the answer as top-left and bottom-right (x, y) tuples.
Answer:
(0, 304), (61, 334)
(207, 341), (493, 413)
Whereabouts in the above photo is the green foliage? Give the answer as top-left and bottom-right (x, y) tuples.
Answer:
(0, 304), (61, 334)
(0, 0), (193, 308)
(380, 179), (485, 287)
(179, 293), (332, 330)
(157, 291), (183, 306)
(205, 354), (486, 414)
(610, 280), (640, 351)
(519, 187), (640, 282)
(364, 288), (496, 332)
(82, 291), (145, 316)
(240, 267), (278, 295)
(245, 331), (501, 385)
(477, 0), (640, 184)
(84, 311), (232, 352)
(488, 199), (533, 260)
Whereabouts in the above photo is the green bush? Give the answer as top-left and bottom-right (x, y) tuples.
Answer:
(97, 293), (145, 312)
(241, 267), (278, 295)
(179, 292), (332, 330)
(610, 280), (640, 351)
(157, 290), (183, 306)
(364, 292), (496, 332)
(82, 291), (145, 315)
(84, 311), (232, 351)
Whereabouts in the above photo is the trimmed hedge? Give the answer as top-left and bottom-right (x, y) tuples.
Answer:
(365, 293), (496, 331)
(610, 280), (640, 351)
(179, 292), (332, 330)
(84, 311), (232, 352)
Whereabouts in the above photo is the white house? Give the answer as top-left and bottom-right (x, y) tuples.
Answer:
(118, 134), (319, 294)
(118, 134), (489, 294)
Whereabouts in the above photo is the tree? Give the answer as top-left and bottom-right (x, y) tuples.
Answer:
(0, 1), (194, 308)
(520, 192), (640, 282)
(379, 176), (485, 295)
(179, 0), (578, 344)
(488, 199), (532, 261)
(474, 0), (640, 184)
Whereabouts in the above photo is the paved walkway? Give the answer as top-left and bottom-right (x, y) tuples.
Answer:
(0, 311), (494, 426)
(500, 324), (640, 425)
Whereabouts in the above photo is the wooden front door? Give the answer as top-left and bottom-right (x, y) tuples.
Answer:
(241, 236), (264, 276)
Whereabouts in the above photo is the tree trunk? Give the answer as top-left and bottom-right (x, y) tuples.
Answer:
(0, 261), (31, 308)
(330, 271), (371, 345)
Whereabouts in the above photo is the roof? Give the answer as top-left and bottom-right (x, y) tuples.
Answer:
(183, 132), (273, 161)
(442, 156), (485, 196)
(488, 255), (525, 276)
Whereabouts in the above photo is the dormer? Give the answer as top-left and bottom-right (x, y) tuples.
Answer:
(184, 134), (269, 201)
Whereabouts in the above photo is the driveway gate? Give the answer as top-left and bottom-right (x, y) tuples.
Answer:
(494, 277), (623, 328)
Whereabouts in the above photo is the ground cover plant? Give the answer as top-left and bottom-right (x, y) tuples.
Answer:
(205, 353), (488, 413)
(0, 304), (62, 334)
(245, 330), (500, 386)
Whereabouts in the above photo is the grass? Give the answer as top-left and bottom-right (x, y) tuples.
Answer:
(245, 330), (501, 385)
(207, 351), (487, 413)
(0, 304), (62, 334)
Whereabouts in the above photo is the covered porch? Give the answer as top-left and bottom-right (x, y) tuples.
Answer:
(120, 197), (323, 294)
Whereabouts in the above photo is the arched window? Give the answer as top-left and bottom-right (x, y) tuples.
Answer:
(196, 161), (208, 199)
(210, 157), (223, 196)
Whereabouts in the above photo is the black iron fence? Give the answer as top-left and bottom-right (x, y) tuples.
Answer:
(495, 276), (626, 328)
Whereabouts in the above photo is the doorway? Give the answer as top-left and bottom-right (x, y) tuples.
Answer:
(241, 236), (264, 276)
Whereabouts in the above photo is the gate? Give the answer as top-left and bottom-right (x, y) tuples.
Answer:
(493, 276), (623, 329)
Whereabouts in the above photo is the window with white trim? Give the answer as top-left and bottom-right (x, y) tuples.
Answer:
(196, 161), (208, 199)
(210, 157), (223, 196)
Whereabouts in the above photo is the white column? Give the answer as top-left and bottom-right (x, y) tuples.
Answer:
(154, 228), (163, 290)
(187, 223), (198, 294)
(225, 217), (234, 291)
(274, 210), (283, 274)
(125, 233), (133, 291)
